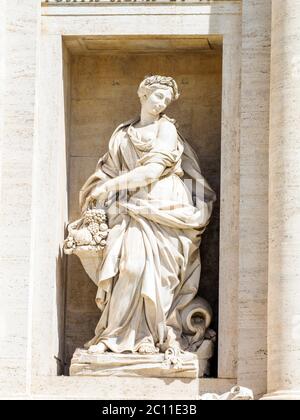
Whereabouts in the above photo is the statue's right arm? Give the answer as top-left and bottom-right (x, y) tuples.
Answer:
(98, 163), (165, 193)
(99, 119), (178, 192)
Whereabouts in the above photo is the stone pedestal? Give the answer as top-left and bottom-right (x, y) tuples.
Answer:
(70, 341), (213, 379)
(70, 349), (199, 379)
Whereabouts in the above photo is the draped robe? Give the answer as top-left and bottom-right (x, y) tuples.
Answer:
(78, 115), (216, 352)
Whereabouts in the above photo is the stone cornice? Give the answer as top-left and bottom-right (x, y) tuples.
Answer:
(43, 0), (235, 4)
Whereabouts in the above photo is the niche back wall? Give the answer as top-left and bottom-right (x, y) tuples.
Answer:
(65, 49), (222, 371)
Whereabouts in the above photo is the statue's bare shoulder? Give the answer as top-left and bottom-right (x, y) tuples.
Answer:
(156, 117), (177, 151)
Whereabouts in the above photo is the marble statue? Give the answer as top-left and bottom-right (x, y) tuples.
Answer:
(64, 75), (216, 376)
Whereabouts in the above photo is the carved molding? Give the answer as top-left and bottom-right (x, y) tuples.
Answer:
(43, 0), (230, 4)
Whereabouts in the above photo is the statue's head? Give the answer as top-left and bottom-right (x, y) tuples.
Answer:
(137, 75), (180, 116)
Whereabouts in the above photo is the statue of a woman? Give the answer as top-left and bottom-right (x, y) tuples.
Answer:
(68, 75), (216, 357)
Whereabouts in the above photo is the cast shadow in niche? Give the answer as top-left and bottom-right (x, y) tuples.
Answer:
(56, 247), (67, 376)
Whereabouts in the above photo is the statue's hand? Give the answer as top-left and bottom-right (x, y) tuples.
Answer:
(91, 184), (109, 202)
(82, 196), (95, 213)
(82, 184), (109, 212)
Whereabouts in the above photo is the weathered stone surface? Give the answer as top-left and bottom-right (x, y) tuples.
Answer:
(266, 0), (300, 400)
(0, 0), (41, 396)
(70, 338), (214, 379)
(29, 376), (236, 400)
(237, 0), (271, 396)
(8, 0), (300, 401)
(70, 349), (199, 379)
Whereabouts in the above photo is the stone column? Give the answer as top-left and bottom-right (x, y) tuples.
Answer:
(237, 0), (271, 398)
(264, 0), (300, 400)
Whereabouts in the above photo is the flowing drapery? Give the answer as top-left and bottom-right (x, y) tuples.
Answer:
(78, 116), (216, 352)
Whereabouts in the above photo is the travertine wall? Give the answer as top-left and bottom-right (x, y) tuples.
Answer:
(25, 30), (69, 381)
(4, 0), (284, 400)
(267, 0), (300, 398)
(237, 0), (271, 397)
(65, 51), (222, 370)
(0, 0), (40, 395)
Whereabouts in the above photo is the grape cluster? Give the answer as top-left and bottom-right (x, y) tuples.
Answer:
(85, 209), (106, 224)
(85, 209), (109, 249)
(88, 222), (100, 235)
(64, 208), (109, 253)
(66, 238), (75, 249)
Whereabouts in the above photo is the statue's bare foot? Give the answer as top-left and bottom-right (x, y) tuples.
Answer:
(138, 343), (157, 354)
(88, 342), (108, 354)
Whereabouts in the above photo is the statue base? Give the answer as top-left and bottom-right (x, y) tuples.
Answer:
(70, 340), (213, 379)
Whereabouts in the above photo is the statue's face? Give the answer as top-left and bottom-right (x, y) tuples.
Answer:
(142, 88), (173, 116)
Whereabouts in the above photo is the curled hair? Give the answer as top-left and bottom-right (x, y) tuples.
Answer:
(137, 75), (180, 102)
